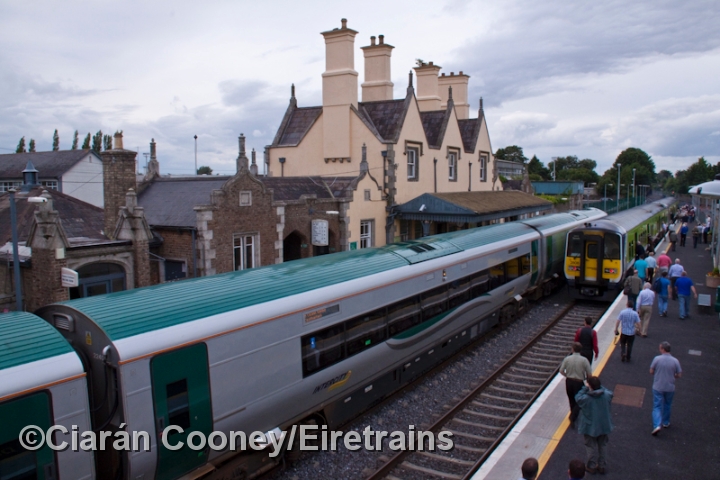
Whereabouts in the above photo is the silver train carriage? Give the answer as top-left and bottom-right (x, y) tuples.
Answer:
(564, 198), (674, 300)
(28, 208), (606, 480)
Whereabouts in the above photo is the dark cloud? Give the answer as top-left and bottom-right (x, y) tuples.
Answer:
(449, 0), (720, 106)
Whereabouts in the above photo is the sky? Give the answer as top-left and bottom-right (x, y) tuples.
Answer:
(1, 0), (718, 178)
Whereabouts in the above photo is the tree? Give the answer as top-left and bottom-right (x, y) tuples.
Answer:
(103, 134), (112, 151)
(527, 155), (551, 180)
(197, 166), (213, 175)
(15, 137), (26, 153)
(596, 147), (656, 197)
(666, 157), (716, 194)
(28, 139), (36, 152)
(52, 129), (59, 151)
(81, 133), (91, 149)
(71, 130), (79, 150)
(92, 130), (103, 153)
(547, 155), (599, 186)
(495, 145), (528, 163)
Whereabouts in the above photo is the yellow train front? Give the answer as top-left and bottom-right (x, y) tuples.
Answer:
(565, 220), (626, 300)
(564, 198), (674, 301)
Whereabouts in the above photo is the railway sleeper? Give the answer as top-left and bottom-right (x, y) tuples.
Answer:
(462, 408), (514, 421)
(488, 385), (535, 396)
(471, 400), (522, 413)
(446, 428), (495, 443)
(451, 417), (506, 431)
(528, 350), (567, 360)
(496, 378), (540, 388)
(399, 461), (463, 480)
(515, 359), (558, 368)
(502, 371), (546, 382)
(452, 443), (487, 454)
(418, 451), (476, 466)
(479, 393), (528, 403)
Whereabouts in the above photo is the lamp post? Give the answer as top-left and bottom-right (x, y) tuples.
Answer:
(632, 168), (636, 207)
(194, 135), (198, 175)
(7, 189), (47, 311)
(616, 163), (621, 208)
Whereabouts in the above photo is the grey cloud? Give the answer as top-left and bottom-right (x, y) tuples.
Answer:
(219, 80), (274, 107)
(451, 0), (720, 106)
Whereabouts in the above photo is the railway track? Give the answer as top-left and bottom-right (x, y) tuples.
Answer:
(367, 302), (607, 480)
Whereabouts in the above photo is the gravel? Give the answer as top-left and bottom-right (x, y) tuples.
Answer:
(267, 289), (574, 480)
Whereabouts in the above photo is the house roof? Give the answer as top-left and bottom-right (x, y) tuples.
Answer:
(396, 191), (553, 223)
(458, 117), (481, 153)
(0, 150), (98, 179)
(138, 177), (230, 228)
(138, 174), (355, 228)
(0, 186), (108, 247)
(420, 110), (449, 148)
(356, 99), (408, 142)
(272, 106), (323, 146)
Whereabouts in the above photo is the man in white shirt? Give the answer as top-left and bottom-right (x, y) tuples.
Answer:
(636, 283), (655, 337)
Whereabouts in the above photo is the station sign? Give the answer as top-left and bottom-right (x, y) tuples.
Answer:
(61, 267), (79, 287)
(312, 219), (329, 246)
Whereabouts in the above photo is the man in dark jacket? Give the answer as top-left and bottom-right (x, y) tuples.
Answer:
(575, 376), (613, 474)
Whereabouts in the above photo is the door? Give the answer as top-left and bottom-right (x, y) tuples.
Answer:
(0, 393), (56, 480)
(151, 343), (212, 480)
(584, 240), (599, 281)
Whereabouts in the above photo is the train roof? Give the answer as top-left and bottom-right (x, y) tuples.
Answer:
(0, 311), (84, 400)
(521, 209), (606, 231)
(0, 311), (74, 370)
(604, 198), (675, 231)
(45, 210), (590, 342)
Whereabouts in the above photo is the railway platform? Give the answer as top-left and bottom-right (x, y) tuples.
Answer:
(473, 230), (720, 479)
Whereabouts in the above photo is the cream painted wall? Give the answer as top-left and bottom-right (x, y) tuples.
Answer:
(345, 173), (386, 249)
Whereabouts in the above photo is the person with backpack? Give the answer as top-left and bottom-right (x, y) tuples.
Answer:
(624, 269), (643, 309)
(655, 271), (671, 317)
(574, 317), (599, 365)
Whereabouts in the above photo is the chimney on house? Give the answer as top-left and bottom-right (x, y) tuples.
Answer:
(361, 34), (394, 102)
(320, 18), (358, 162)
(237, 134), (249, 172)
(439, 71), (471, 119)
(250, 149), (258, 176)
(146, 138), (160, 178)
(413, 62), (442, 111)
(101, 130), (137, 239)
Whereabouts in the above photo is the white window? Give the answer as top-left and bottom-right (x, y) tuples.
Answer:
(239, 191), (252, 206)
(233, 233), (258, 270)
(364, 189), (371, 201)
(41, 180), (58, 190)
(407, 147), (418, 180)
(479, 154), (488, 182)
(0, 181), (21, 192)
(448, 152), (457, 181)
(360, 220), (374, 249)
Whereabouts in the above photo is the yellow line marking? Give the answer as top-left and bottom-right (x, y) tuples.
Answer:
(537, 326), (619, 476)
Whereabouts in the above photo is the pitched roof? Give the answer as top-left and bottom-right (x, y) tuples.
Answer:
(420, 109), (451, 148)
(431, 191), (552, 213)
(0, 187), (108, 247)
(272, 106), (323, 146)
(0, 150), (99, 179)
(138, 177), (230, 227)
(262, 176), (354, 201)
(356, 99), (408, 142)
(458, 117), (481, 153)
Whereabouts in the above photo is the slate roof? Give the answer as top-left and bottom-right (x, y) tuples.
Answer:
(458, 117), (481, 153)
(138, 177), (230, 228)
(138, 175), (354, 228)
(273, 107), (323, 146)
(356, 99), (407, 142)
(0, 186), (108, 246)
(420, 110), (449, 148)
(431, 191), (552, 213)
(0, 150), (98, 179)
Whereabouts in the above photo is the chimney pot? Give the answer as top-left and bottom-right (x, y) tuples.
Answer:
(429, 61), (434, 66)
(341, 18), (347, 29)
(441, 73), (445, 77)
(459, 71), (463, 75)
(450, 72), (454, 76)
(370, 35), (376, 45)
(113, 131), (124, 150)
(379, 34), (384, 44)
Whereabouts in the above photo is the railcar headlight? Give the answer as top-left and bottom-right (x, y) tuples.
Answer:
(604, 268), (617, 274)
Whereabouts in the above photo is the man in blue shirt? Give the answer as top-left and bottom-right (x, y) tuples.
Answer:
(650, 341), (682, 435)
(674, 271), (697, 319)
(615, 301), (641, 362)
(656, 271), (671, 317)
(635, 256), (648, 282)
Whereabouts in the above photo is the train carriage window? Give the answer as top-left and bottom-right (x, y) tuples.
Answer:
(470, 272), (490, 298)
(387, 297), (422, 337)
(521, 253), (532, 275)
(448, 278), (472, 309)
(587, 243), (598, 259)
(0, 438), (37, 480)
(568, 234), (582, 258)
(346, 309), (387, 356)
(302, 324), (345, 376)
(490, 263), (505, 289)
(166, 379), (191, 430)
(420, 286), (448, 321)
(505, 258), (521, 280)
(604, 235), (621, 260)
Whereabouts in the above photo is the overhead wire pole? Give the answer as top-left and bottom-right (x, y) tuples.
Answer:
(617, 163), (621, 212)
(8, 189), (22, 311)
(194, 135), (198, 175)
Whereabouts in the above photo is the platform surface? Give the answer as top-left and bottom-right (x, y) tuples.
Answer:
(473, 223), (720, 479)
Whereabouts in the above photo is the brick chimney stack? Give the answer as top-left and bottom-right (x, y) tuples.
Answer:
(237, 133), (249, 172)
(101, 130), (137, 239)
(413, 62), (442, 111)
(439, 71), (470, 119)
(321, 18), (358, 162)
(361, 34), (394, 102)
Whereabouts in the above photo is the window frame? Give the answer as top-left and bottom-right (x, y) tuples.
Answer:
(406, 144), (421, 181)
(360, 220), (374, 249)
(479, 152), (489, 182)
(448, 150), (458, 181)
(233, 232), (259, 270)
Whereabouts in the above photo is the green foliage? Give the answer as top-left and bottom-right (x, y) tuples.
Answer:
(103, 134), (112, 151)
(528, 155), (551, 180)
(537, 194), (568, 205)
(81, 133), (91, 149)
(547, 155), (599, 186)
(665, 157), (720, 194)
(28, 139), (36, 152)
(92, 130), (103, 153)
(197, 166), (213, 175)
(529, 173), (544, 181)
(15, 137), (26, 153)
(597, 147), (656, 198)
(498, 174), (508, 183)
(52, 129), (59, 151)
(495, 145), (528, 163)
(71, 130), (79, 150)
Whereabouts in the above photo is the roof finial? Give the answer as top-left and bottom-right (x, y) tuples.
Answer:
(407, 70), (414, 95)
(479, 97), (484, 112)
(448, 86), (453, 101)
(360, 143), (368, 173)
(291, 83), (295, 98)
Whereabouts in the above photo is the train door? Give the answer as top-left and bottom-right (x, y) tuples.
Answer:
(0, 392), (56, 479)
(151, 343), (212, 480)
(583, 236), (601, 281)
